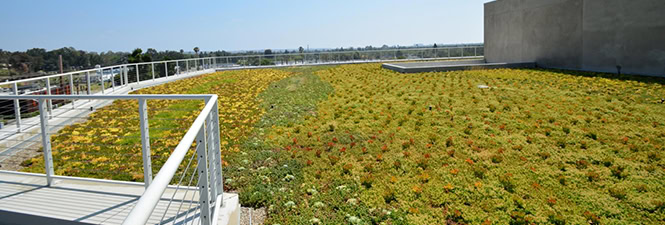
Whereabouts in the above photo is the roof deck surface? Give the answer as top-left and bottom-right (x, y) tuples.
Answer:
(0, 171), (239, 225)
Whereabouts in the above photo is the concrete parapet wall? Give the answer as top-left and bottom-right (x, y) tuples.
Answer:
(485, 0), (665, 76)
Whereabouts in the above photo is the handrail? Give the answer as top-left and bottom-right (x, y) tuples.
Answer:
(0, 94), (221, 224)
(122, 95), (218, 225)
(0, 57), (217, 86)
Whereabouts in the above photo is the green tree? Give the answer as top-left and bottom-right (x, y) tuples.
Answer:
(264, 49), (273, 59)
(128, 48), (143, 63)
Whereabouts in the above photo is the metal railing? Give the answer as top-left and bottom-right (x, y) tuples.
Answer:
(0, 94), (223, 225)
(217, 46), (484, 67)
(0, 58), (212, 135)
(122, 94), (223, 225)
(0, 45), (482, 134)
(0, 45), (483, 134)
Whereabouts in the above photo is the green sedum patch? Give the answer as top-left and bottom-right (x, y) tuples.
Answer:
(256, 64), (665, 224)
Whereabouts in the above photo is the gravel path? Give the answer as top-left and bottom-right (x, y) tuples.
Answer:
(240, 207), (266, 225)
(0, 142), (41, 171)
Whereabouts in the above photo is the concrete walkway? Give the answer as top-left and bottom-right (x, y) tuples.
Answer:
(0, 171), (240, 225)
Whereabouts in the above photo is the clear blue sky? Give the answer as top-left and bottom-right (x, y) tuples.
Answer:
(0, 0), (492, 52)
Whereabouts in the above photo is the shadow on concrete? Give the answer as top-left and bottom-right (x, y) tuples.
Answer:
(529, 68), (665, 86)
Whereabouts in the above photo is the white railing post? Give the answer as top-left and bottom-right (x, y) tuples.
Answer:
(211, 100), (223, 201)
(100, 69), (105, 94)
(135, 64), (140, 84)
(12, 83), (21, 132)
(151, 63), (155, 81)
(69, 74), (75, 108)
(165, 62), (168, 77)
(186, 60), (189, 73)
(45, 78), (53, 117)
(138, 98), (152, 188)
(86, 71), (91, 95)
(195, 59), (198, 71)
(38, 99), (55, 186)
(206, 112), (218, 208)
(205, 98), (223, 207)
(86, 71), (91, 102)
(124, 66), (129, 86)
(119, 67), (122, 86)
(111, 67), (116, 92)
(196, 126), (212, 225)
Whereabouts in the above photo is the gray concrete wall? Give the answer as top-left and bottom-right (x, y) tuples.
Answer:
(485, 0), (665, 76)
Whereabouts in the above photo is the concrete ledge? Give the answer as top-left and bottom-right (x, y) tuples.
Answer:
(217, 193), (241, 225)
(214, 56), (485, 72)
(382, 61), (536, 73)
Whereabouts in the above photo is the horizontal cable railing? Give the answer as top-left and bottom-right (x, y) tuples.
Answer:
(0, 94), (223, 225)
(215, 46), (484, 67)
(0, 46), (484, 86)
(122, 95), (222, 225)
